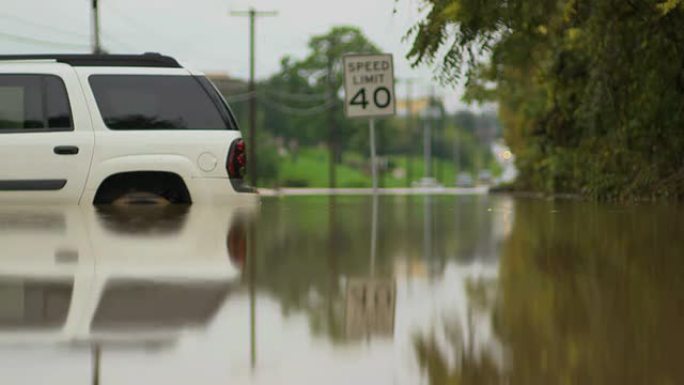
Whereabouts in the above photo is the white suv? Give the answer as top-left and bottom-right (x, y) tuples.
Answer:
(0, 53), (255, 205)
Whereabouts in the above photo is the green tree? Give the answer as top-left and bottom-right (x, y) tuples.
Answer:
(407, 0), (684, 200)
(227, 24), (503, 188)
(261, 26), (386, 155)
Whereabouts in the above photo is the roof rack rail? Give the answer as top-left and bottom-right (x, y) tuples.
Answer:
(0, 53), (181, 68)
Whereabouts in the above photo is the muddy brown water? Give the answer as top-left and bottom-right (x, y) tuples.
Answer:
(0, 195), (681, 384)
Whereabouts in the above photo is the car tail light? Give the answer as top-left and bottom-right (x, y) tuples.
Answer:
(227, 139), (247, 179)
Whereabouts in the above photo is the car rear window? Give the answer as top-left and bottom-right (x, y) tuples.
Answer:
(91, 280), (230, 330)
(0, 75), (72, 132)
(89, 75), (237, 130)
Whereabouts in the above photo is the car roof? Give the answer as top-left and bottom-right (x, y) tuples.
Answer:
(0, 53), (181, 68)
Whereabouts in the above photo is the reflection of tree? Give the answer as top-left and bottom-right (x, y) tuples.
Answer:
(253, 195), (502, 341)
(414, 334), (502, 385)
(415, 276), (503, 385)
(414, 200), (684, 384)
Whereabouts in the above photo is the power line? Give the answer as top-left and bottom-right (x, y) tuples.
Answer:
(0, 13), (131, 53)
(0, 12), (88, 39)
(227, 89), (330, 103)
(225, 91), (257, 103)
(0, 30), (88, 49)
(105, 4), (165, 39)
(222, 89), (338, 114)
(262, 88), (330, 102)
(100, 32), (136, 52)
(103, 5), (229, 67)
(260, 97), (338, 116)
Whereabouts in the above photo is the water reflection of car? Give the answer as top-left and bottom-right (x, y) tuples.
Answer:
(455, 172), (474, 187)
(0, 203), (255, 347)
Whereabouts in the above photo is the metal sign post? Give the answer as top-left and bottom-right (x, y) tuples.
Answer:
(342, 54), (396, 192)
(369, 118), (377, 191)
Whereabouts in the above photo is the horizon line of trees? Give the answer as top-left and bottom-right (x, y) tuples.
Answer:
(215, 26), (501, 187)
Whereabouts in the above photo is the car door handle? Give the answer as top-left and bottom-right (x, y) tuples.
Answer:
(54, 145), (79, 155)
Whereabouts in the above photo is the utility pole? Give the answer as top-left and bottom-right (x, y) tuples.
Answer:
(91, 0), (101, 54)
(404, 79), (415, 187)
(248, 221), (257, 369)
(231, 8), (277, 188)
(327, 36), (337, 189)
(435, 94), (444, 184)
(453, 113), (461, 176)
(91, 344), (101, 385)
(419, 90), (440, 187)
(424, 110), (432, 180)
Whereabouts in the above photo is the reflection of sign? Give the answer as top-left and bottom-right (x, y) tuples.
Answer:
(345, 278), (396, 339)
(343, 54), (396, 119)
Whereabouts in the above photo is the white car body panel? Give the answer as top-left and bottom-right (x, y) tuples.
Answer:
(0, 62), (95, 204)
(0, 59), (256, 205)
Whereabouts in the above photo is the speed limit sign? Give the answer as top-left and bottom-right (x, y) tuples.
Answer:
(343, 54), (396, 119)
(342, 53), (395, 191)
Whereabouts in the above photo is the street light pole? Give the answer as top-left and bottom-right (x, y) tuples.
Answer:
(230, 8), (277, 188)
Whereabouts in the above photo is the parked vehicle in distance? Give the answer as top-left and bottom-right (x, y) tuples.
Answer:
(412, 177), (442, 189)
(477, 170), (493, 185)
(455, 172), (474, 187)
(0, 53), (256, 205)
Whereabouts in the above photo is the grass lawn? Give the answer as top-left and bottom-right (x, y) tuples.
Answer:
(278, 147), (368, 188)
(273, 147), (468, 188)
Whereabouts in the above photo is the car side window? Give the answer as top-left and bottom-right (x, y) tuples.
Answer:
(0, 75), (73, 133)
(89, 75), (236, 131)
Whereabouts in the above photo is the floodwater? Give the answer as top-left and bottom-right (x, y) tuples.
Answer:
(0, 195), (682, 385)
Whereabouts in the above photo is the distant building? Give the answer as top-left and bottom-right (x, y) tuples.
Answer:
(396, 97), (430, 117)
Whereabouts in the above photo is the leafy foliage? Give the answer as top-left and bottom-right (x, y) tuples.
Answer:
(408, 0), (684, 200)
(261, 26), (384, 154)
(228, 25), (501, 187)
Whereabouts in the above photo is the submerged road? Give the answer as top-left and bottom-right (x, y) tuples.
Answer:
(0, 195), (681, 384)
(258, 186), (489, 196)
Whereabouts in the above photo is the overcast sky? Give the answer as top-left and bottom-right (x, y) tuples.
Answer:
(0, 0), (485, 111)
